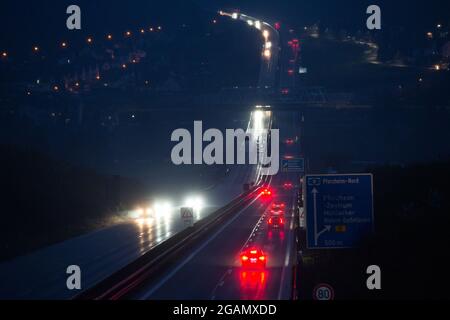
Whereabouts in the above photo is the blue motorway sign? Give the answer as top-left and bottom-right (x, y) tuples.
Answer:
(305, 174), (374, 249)
(281, 158), (305, 173)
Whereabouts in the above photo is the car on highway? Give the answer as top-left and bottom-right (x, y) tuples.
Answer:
(260, 187), (273, 198)
(240, 247), (267, 268)
(133, 206), (153, 220)
(271, 202), (285, 214)
(285, 138), (295, 145)
(268, 214), (285, 229)
(283, 181), (294, 190)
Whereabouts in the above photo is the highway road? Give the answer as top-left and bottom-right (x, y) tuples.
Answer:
(0, 110), (272, 300)
(219, 11), (280, 89)
(129, 110), (302, 300)
(135, 178), (296, 300)
(0, 109), (303, 301)
(0, 11), (306, 300)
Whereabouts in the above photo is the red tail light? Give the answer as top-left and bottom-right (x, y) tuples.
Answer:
(280, 218), (284, 224)
(284, 182), (293, 189)
(241, 248), (266, 268)
(268, 218), (273, 224)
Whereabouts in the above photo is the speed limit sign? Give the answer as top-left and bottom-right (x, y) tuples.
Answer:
(313, 283), (335, 301)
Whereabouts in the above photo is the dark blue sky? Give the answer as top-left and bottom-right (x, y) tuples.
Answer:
(1, 0), (449, 49)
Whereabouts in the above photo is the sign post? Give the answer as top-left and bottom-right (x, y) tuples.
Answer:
(313, 283), (335, 301)
(180, 207), (194, 227)
(305, 174), (374, 249)
(281, 157), (305, 173)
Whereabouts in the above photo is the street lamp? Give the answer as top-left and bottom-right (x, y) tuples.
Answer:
(219, 10), (280, 89)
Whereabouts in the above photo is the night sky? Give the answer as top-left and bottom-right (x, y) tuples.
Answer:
(2, 0), (450, 49)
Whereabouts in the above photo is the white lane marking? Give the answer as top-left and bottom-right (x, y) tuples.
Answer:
(210, 270), (232, 301)
(210, 200), (270, 300)
(140, 197), (259, 300)
(277, 191), (296, 300)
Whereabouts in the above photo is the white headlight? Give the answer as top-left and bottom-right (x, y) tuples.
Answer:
(185, 196), (204, 209)
(154, 202), (172, 217)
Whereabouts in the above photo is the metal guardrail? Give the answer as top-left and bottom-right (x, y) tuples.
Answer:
(74, 187), (262, 300)
(193, 87), (354, 107)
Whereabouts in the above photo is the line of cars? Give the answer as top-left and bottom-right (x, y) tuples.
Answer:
(239, 187), (289, 269)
